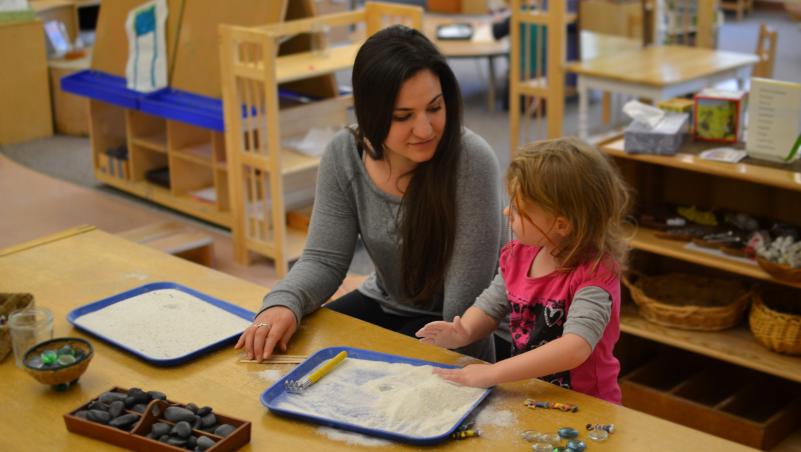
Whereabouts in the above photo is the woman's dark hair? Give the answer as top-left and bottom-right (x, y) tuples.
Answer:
(351, 25), (463, 303)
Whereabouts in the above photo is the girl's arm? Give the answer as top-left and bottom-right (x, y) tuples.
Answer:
(433, 334), (591, 387)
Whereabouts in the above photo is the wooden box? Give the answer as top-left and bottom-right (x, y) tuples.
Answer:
(621, 354), (801, 449)
(63, 386), (251, 451)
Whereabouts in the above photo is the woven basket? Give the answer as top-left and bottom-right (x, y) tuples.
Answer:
(756, 257), (801, 283)
(749, 292), (801, 355)
(23, 338), (93, 386)
(0, 293), (34, 363)
(622, 272), (753, 331)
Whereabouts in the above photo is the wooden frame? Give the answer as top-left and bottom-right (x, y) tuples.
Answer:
(508, 0), (570, 158)
(219, 2), (423, 276)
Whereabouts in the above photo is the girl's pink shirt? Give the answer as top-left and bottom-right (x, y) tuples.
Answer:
(500, 240), (622, 404)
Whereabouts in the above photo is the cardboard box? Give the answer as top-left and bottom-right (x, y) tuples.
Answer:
(694, 88), (746, 143)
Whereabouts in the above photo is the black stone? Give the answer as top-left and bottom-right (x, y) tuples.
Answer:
(166, 437), (188, 447)
(132, 403), (147, 413)
(196, 406), (212, 417)
(151, 422), (171, 437)
(128, 388), (149, 404)
(165, 406), (197, 423)
(98, 391), (127, 405)
(187, 435), (197, 449)
(108, 400), (125, 418)
(213, 424), (235, 437)
(87, 409), (111, 424)
(109, 413), (140, 429)
(193, 416), (202, 429)
(73, 410), (89, 420)
(124, 396), (136, 408)
(87, 400), (109, 411)
(199, 413), (216, 428)
(172, 421), (192, 439)
(148, 390), (167, 401)
(185, 402), (198, 414)
(159, 434), (171, 443)
(196, 436), (215, 450)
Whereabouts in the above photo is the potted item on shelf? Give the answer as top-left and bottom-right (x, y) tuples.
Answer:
(749, 286), (801, 355)
(693, 88), (746, 143)
(622, 272), (753, 331)
(756, 235), (801, 283)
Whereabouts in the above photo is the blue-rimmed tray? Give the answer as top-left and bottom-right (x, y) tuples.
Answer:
(261, 346), (492, 445)
(67, 282), (254, 366)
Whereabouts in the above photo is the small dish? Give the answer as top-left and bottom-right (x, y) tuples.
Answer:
(23, 337), (93, 390)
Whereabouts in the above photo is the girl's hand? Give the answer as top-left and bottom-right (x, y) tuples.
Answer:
(415, 315), (470, 349)
(234, 306), (298, 361)
(433, 364), (497, 388)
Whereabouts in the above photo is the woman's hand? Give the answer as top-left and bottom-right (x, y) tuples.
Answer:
(415, 315), (470, 349)
(433, 363), (497, 388)
(235, 306), (298, 361)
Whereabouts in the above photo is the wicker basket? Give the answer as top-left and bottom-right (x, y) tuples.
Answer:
(0, 293), (34, 363)
(749, 292), (801, 355)
(756, 257), (801, 284)
(622, 272), (753, 331)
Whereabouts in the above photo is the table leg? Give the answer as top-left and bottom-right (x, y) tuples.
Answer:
(578, 76), (589, 140)
(487, 55), (496, 113)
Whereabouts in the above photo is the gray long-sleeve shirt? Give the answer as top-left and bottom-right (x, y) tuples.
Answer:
(260, 127), (503, 361)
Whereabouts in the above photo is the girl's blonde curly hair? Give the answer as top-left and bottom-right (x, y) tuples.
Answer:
(506, 137), (632, 273)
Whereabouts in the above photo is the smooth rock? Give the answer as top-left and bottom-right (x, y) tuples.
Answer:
(148, 390), (166, 401)
(73, 410), (89, 420)
(108, 400), (125, 418)
(158, 434), (171, 443)
(172, 421), (192, 439)
(558, 427), (579, 439)
(187, 435), (197, 449)
(109, 413), (140, 429)
(132, 403), (147, 413)
(87, 400), (109, 411)
(214, 424), (235, 437)
(166, 437), (188, 447)
(185, 402), (198, 414)
(87, 410), (111, 424)
(200, 413), (217, 428)
(165, 406), (197, 423)
(99, 392), (127, 405)
(197, 406), (212, 417)
(196, 436), (215, 450)
(124, 396), (136, 408)
(128, 388), (149, 404)
(151, 422), (171, 437)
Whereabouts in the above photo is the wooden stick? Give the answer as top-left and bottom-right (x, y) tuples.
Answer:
(239, 355), (307, 364)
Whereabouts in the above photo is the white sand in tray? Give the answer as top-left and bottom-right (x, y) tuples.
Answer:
(74, 288), (250, 359)
(275, 357), (487, 439)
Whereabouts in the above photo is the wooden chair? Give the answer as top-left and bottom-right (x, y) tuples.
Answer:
(752, 23), (777, 79)
(720, 0), (753, 21)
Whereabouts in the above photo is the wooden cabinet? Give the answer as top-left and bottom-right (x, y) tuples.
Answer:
(219, 3), (423, 276)
(599, 136), (801, 449)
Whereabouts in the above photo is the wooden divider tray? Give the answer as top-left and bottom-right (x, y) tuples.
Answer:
(621, 355), (801, 450)
(63, 387), (251, 451)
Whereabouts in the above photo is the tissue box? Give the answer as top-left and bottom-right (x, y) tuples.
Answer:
(624, 113), (688, 155)
(694, 89), (746, 143)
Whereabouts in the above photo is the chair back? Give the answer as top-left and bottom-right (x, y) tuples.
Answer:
(753, 23), (777, 78)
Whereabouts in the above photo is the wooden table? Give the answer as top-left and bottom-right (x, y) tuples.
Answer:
(424, 14), (509, 112)
(566, 45), (758, 139)
(0, 226), (752, 451)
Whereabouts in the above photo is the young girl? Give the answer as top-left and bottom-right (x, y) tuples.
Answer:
(416, 137), (630, 403)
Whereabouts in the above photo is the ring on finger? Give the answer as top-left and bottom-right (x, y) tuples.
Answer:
(254, 322), (271, 330)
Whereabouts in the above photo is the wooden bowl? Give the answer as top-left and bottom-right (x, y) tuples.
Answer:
(23, 338), (93, 389)
(757, 257), (801, 283)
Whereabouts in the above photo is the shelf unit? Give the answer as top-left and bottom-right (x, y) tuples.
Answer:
(219, 2), (424, 276)
(598, 135), (801, 448)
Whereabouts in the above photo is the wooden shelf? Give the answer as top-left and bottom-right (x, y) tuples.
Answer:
(131, 132), (167, 152)
(274, 42), (361, 84)
(620, 304), (801, 384)
(237, 148), (321, 176)
(630, 227), (801, 290)
(95, 171), (230, 227)
(172, 142), (213, 167)
(600, 137), (801, 192)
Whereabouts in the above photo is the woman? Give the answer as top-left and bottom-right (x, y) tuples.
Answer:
(236, 25), (502, 362)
